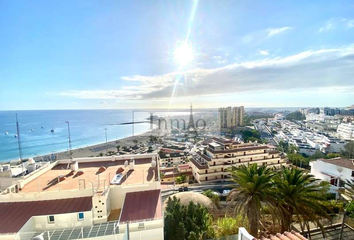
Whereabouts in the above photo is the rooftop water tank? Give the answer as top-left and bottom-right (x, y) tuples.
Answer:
(70, 160), (79, 171)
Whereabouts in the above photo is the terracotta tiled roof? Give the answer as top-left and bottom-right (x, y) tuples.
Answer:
(320, 157), (354, 170)
(257, 231), (308, 240)
(0, 197), (92, 234)
(119, 189), (162, 223)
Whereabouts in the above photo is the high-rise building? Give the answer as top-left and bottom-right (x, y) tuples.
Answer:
(218, 106), (244, 129)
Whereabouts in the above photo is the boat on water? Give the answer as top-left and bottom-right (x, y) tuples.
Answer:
(5, 132), (8, 135)
(41, 126), (44, 129)
(31, 128), (34, 132)
(50, 129), (55, 133)
(14, 134), (17, 138)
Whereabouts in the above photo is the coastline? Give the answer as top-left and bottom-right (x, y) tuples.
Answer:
(2, 128), (162, 164)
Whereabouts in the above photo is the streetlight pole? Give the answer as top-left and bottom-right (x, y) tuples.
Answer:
(65, 121), (72, 156)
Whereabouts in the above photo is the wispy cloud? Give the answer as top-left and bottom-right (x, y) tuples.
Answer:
(59, 45), (354, 101)
(319, 18), (354, 32)
(266, 27), (291, 36)
(213, 55), (228, 64)
(259, 50), (269, 56)
(242, 27), (291, 44)
(319, 22), (335, 32)
(348, 19), (354, 28)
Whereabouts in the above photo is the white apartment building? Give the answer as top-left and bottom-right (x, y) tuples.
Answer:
(337, 123), (354, 140)
(310, 157), (354, 198)
(276, 120), (346, 155)
(190, 137), (287, 183)
(218, 106), (244, 129)
(0, 154), (163, 240)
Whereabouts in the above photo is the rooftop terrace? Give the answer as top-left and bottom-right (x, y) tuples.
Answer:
(19, 158), (158, 193)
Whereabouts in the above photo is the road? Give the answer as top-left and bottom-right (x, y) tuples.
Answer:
(161, 181), (235, 201)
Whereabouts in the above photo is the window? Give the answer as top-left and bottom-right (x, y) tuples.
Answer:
(48, 215), (55, 223)
(78, 212), (84, 221)
(138, 222), (145, 229)
(352, 171), (354, 177)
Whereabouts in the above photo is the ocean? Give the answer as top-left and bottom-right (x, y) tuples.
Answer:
(0, 110), (152, 162)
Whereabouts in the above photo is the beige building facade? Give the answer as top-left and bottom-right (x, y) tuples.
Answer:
(190, 137), (286, 183)
(218, 106), (244, 129)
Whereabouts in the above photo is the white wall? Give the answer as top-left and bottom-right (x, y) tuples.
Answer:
(32, 210), (93, 230)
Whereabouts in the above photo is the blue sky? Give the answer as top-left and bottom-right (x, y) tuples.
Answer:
(1, 0), (354, 110)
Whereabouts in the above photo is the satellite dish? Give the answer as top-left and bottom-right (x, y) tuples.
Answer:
(337, 166), (343, 173)
(124, 160), (128, 168)
(151, 160), (157, 168)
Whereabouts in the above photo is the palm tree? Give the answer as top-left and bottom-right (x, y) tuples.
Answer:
(227, 164), (277, 237)
(275, 167), (330, 234)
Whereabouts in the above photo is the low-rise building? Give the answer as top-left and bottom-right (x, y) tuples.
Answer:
(310, 157), (354, 198)
(337, 123), (354, 140)
(190, 137), (287, 183)
(160, 164), (193, 184)
(0, 154), (163, 240)
(158, 151), (190, 168)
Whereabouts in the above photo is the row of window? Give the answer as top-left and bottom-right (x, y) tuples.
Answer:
(48, 212), (84, 224)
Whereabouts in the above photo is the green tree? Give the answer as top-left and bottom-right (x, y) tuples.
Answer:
(287, 153), (309, 168)
(241, 130), (261, 142)
(227, 164), (277, 237)
(133, 139), (138, 146)
(277, 141), (289, 153)
(326, 153), (342, 159)
(202, 190), (220, 208)
(309, 150), (326, 160)
(346, 201), (354, 219)
(342, 141), (354, 159)
(116, 145), (120, 152)
(175, 175), (187, 184)
(275, 167), (330, 233)
(215, 216), (249, 238)
(164, 197), (214, 240)
(285, 111), (305, 121)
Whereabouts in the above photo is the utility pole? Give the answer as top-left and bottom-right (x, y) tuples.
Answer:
(65, 121), (72, 156)
(16, 113), (23, 160)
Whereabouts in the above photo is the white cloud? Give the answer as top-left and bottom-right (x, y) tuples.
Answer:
(259, 50), (269, 56)
(348, 19), (354, 28)
(266, 27), (291, 36)
(59, 45), (354, 101)
(319, 18), (354, 32)
(319, 22), (334, 32)
(213, 55), (228, 64)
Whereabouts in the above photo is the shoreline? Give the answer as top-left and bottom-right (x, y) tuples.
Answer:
(1, 128), (163, 164)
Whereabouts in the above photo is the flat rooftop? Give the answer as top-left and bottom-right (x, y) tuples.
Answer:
(20, 158), (158, 193)
(119, 189), (162, 223)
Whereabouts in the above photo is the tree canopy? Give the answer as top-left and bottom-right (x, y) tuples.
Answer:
(164, 197), (214, 240)
(285, 111), (305, 121)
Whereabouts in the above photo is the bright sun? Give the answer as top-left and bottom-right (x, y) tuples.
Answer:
(173, 42), (194, 68)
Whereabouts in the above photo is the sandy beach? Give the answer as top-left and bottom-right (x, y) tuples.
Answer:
(26, 128), (165, 163)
